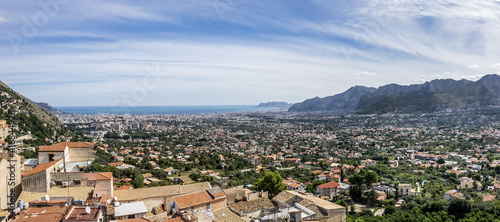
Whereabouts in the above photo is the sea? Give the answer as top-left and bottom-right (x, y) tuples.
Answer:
(55, 105), (280, 115)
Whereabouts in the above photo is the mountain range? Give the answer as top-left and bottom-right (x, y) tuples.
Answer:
(289, 74), (500, 114)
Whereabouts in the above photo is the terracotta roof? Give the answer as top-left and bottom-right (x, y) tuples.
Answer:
(11, 206), (68, 222)
(115, 185), (132, 190)
(86, 172), (113, 181)
(483, 195), (496, 202)
(64, 206), (102, 221)
(288, 181), (303, 188)
(229, 197), (274, 213)
(311, 170), (323, 175)
(23, 159), (61, 176)
(172, 191), (212, 209)
(108, 162), (124, 167)
(39, 142), (94, 152)
(317, 181), (340, 189)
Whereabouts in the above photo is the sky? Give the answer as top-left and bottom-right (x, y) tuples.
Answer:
(1, 0), (500, 106)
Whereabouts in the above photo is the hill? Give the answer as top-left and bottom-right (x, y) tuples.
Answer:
(0, 81), (70, 146)
(289, 74), (500, 114)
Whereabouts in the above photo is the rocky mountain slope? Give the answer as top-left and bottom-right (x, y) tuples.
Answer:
(288, 86), (376, 113)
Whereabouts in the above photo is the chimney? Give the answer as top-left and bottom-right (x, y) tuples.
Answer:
(291, 210), (302, 222)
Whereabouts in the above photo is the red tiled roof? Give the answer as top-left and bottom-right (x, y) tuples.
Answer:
(317, 181), (340, 189)
(483, 195), (496, 202)
(86, 172), (113, 181)
(107, 162), (124, 167)
(289, 181), (302, 188)
(39, 142), (94, 152)
(23, 159), (61, 176)
(11, 206), (67, 222)
(172, 191), (212, 209)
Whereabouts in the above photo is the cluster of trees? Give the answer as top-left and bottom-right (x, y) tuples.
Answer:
(349, 198), (500, 222)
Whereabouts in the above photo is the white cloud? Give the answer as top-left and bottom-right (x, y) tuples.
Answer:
(467, 64), (479, 69)
(356, 71), (378, 76)
(0, 15), (7, 22)
(491, 63), (500, 69)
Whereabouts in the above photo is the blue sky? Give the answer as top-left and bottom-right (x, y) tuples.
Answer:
(1, 0), (500, 106)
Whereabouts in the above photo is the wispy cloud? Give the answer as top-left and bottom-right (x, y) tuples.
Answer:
(468, 64), (479, 69)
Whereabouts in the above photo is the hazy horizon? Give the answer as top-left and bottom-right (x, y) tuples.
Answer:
(1, 1), (500, 106)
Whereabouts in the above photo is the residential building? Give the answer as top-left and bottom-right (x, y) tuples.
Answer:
(316, 181), (340, 200)
(114, 182), (211, 211)
(0, 120), (9, 141)
(398, 184), (412, 196)
(457, 180), (482, 191)
(361, 159), (376, 168)
(38, 142), (94, 167)
(282, 179), (306, 192)
(170, 187), (227, 222)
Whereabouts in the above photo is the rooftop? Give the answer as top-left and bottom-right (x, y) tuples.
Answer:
(17, 186), (94, 203)
(172, 191), (213, 209)
(39, 142), (94, 152)
(213, 207), (245, 222)
(23, 159), (61, 176)
(114, 182), (211, 202)
(317, 181), (339, 189)
(63, 206), (102, 221)
(229, 197), (274, 213)
(115, 202), (148, 217)
(11, 206), (68, 222)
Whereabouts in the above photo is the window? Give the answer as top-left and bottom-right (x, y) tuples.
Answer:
(56, 181), (62, 186)
(48, 154), (55, 161)
(74, 180), (81, 185)
(206, 203), (211, 212)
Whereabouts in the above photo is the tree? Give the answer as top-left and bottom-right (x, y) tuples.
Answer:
(384, 205), (396, 215)
(349, 184), (362, 201)
(335, 200), (349, 214)
(306, 184), (315, 193)
(254, 171), (286, 198)
(131, 174), (144, 188)
(448, 198), (471, 218)
(437, 158), (445, 164)
(365, 171), (379, 186)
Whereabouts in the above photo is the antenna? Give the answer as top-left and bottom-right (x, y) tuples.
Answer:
(85, 206), (91, 214)
(45, 195), (50, 201)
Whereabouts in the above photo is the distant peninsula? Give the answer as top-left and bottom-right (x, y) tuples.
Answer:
(35, 102), (67, 115)
(257, 101), (293, 109)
